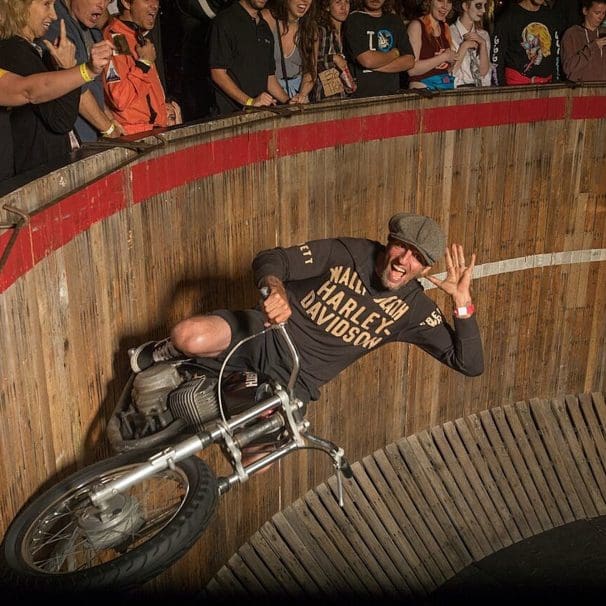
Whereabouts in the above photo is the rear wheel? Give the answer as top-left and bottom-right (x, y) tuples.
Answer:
(1, 450), (218, 592)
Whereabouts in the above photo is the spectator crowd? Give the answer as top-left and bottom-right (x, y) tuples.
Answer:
(0, 0), (604, 190)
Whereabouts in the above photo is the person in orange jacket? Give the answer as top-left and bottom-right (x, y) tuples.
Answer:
(102, 0), (181, 135)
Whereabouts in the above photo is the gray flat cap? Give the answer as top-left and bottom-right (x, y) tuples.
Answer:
(388, 213), (446, 266)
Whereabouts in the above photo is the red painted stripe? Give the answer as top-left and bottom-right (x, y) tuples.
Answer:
(0, 172), (124, 294)
(276, 111), (419, 155)
(0, 227), (33, 293)
(423, 97), (567, 132)
(131, 131), (274, 203)
(1, 95), (603, 294)
(571, 95), (606, 119)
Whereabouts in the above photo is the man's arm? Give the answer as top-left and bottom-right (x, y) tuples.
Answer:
(374, 21), (415, 74)
(252, 239), (350, 285)
(409, 308), (484, 377)
(419, 243), (484, 376)
(210, 68), (278, 107)
(103, 36), (156, 112)
(373, 53), (415, 73)
(253, 239), (352, 324)
(78, 88), (121, 137)
(355, 47), (402, 70)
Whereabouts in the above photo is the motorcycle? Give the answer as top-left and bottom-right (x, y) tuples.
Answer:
(0, 293), (353, 592)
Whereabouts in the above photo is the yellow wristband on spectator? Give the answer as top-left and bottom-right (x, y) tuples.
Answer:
(79, 63), (94, 83)
(101, 122), (116, 137)
(245, 97), (254, 106)
(139, 59), (152, 67)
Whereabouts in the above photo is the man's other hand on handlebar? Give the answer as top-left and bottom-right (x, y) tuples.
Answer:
(260, 275), (292, 326)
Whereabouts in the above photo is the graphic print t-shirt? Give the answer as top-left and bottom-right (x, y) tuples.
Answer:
(492, 3), (560, 84)
(344, 11), (412, 98)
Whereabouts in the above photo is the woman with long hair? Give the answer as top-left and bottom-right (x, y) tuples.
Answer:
(406, 0), (457, 89)
(0, 0), (81, 179)
(262, 0), (318, 103)
(313, 0), (357, 100)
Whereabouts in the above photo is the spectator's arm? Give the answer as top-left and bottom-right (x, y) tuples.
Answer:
(355, 47), (401, 70)
(79, 88), (116, 135)
(267, 74), (289, 103)
(406, 20), (456, 76)
(374, 53), (415, 73)
(211, 67), (255, 106)
(0, 67), (84, 106)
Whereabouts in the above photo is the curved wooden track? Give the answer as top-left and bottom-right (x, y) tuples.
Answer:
(1, 84), (605, 592)
(206, 392), (606, 599)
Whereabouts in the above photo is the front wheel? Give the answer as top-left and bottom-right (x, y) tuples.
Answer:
(1, 450), (218, 592)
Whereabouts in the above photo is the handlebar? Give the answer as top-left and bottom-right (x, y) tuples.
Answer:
(259, 286), (300, 400)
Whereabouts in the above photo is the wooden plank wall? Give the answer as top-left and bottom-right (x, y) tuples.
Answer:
(0, 85), (604, 594)
(205, 392), (606, 599)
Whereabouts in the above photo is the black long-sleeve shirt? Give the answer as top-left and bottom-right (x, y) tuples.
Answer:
(0, 37), (80, 176)
(253, 238), (484, 400)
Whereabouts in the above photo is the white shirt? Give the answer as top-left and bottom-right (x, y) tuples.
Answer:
(449, 18), (492, 87)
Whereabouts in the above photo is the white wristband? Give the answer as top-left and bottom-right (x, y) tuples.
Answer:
(454, 303), (475, 318)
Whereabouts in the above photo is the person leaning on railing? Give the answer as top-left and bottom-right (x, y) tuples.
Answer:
(0, 0), (113, 183)
(561, 0), (606, 82)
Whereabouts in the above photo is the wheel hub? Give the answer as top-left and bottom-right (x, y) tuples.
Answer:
(78, 493), (144, 550)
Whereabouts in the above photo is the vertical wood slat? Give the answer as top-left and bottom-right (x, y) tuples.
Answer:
(429, 425), (506, 553)
(269, 512), (339, 594)
(512, 400), (576, 524)
(325, 471), (420, 595)
(462, 414), (534, 538)
(208, 393), (606, 597)
(303, 490), (380, 595)
(489, 406), (553, 531)
(451, 417), (524, 544)
(396, 438), (474, 568)
(352, 460), (438, 594)
(478, 409), (544, 536)
(315, 482), (398, 596)
(368, 450), (455, 582)
(502, 403), (565, 528)
(441, 421), (514, 549)
(529, 398), (590, 518)
(554, 396), (605, 515)
(284, 499), (366, 595)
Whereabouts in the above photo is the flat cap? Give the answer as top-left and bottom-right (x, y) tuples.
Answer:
(388, 213), (446, 266)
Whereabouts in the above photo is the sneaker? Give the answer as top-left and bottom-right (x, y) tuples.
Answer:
(128, 338), (180, 373)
